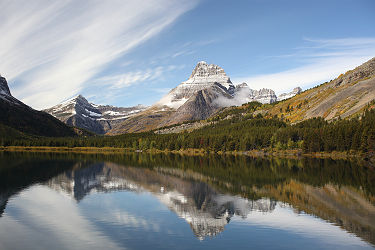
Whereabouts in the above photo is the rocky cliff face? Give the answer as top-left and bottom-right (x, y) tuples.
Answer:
(44, 95), (146, 134)
(278, 87), (302, 101)
(251, 88), (277, 103)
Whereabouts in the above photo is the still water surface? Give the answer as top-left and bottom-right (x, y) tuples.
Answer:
(0, 152), (374, 249)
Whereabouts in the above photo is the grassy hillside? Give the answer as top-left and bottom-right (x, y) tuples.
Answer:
(240, 57), (375, 123)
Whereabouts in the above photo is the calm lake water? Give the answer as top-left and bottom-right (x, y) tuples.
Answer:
(0, 152), (374, 250)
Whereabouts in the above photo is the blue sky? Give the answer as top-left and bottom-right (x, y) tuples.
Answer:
(1, 0), (374, 109)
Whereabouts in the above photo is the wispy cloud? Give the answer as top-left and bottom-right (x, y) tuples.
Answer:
(233, 37), (375, 94)
(97, 67), (166, 89)
(85, 65), (185, 105)
(0, 0), (198, 109)
(93, 64), (185, 89)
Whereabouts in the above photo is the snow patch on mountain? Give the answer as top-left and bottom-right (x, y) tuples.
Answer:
(85, 109), (102, 117)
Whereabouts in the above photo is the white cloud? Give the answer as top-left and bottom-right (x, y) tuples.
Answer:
(233, 37), (375, 94)
(101, 67), (166, 89)
(0, 0), (198, 109)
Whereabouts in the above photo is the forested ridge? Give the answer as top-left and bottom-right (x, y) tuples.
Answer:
(1, 101), (374, 154)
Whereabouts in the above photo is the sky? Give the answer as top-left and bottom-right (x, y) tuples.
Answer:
(0, 0), (374, 110)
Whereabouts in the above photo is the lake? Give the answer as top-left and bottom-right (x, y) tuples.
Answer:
(0, 152), (374, 250)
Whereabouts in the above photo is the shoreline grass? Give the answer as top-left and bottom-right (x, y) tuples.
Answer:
(0, 146), (372, 163)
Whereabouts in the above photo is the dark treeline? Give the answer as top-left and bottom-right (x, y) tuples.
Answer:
(1, 105), (375, 154)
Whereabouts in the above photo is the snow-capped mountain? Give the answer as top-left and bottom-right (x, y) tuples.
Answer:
(278, 87), (302, 101)
(157, 62), (290, 110)
(44, 95), (146, 134)
(157, 61), (235, 109)
(112, 61), (302, 133)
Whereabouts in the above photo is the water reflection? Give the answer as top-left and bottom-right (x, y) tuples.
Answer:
(46, 162), (277, 239)
(0, 152), (374, 249)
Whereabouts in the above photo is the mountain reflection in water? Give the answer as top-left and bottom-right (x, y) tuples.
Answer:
(47, 162), (277, 239)
(0, 152), (374, 249)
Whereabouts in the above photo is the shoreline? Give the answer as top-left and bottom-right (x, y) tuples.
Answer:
(0, 146), (372, 162)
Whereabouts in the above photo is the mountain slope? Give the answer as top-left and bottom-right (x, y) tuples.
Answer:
(266, 57), (375, 122)
(160, 83), (233, 126)
(0, 75), (76, 137)
(107, 106), (175, 134)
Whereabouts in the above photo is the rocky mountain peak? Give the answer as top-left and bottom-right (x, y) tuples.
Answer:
(0, 75), (11, 96)
(69, 94), (89, 105)
(189, 61), (228, 79)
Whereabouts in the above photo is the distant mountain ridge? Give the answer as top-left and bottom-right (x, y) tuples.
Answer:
(234, 83), (278, 104)
(44, 95), (147, 134)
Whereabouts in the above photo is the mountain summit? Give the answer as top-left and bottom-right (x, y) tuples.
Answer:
(157, 61), (235, 109)
(188, 61), (234, 92)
